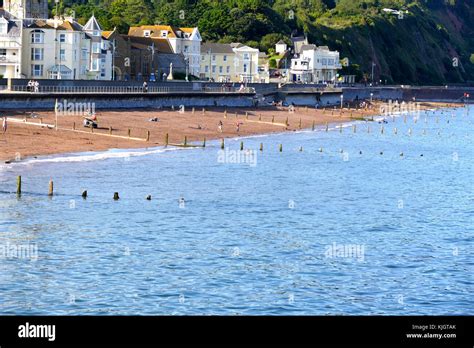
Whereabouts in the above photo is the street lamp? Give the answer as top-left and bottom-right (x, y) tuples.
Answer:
(370, 92), (373, 103)
(111, 39), (116, 81)
(340, 94), (343, 109)
(185, 57), (189, 82)
(371, 62), (376, 84)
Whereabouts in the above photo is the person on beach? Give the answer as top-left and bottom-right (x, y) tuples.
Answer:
(236, 121), (241, 133)
(27, 80), (32, 92)
(143, 81), (148, 93)
(34, 80), (39, 93)
(2, 117), (7, 134)
(218, 120), (223, 133)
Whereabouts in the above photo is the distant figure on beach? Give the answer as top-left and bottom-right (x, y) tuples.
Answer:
(239, 84), (245, 92)
(148, 117), (159, 122)
(2, 117), (7, 133)
(218, 120), (223, 133)
(34, 80), (39, 93)
(143, 81), (148, 93)
(27, 80), (33, 92)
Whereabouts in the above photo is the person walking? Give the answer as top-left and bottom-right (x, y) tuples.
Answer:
(143, 81), (148, 93)
(2, 117), (7, 134)
(218, 120), (223, 133)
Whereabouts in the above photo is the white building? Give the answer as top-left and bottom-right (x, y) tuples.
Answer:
(290, 44), (342, 83)
(21, 16), (113, 80)
(0, 10), (22, 78)
(231, 43), (259, 83)
(275, 40), (287, 55)
(128, 25), (201, 77)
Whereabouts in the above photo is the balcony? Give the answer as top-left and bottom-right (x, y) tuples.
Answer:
(0, 56), (20, 64)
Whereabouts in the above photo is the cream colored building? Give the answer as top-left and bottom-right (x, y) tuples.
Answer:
(128, 25), (201, 76)
(21, 16), (112, 80)
(200, 42), (234, 82)
(200, 42), (260, 83)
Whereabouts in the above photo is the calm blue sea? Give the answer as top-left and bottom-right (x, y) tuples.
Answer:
(0, 106), (473, 315)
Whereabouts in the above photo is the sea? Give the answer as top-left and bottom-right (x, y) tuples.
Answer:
(0, 105), (472, 315)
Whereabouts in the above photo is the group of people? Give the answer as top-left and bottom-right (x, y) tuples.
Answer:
(217, 120), (242, 133)
(27, 80), (40, 93)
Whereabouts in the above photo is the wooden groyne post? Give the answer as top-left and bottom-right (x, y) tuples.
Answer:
(17, 176), (21, 195)
(48, 180), (54, 196)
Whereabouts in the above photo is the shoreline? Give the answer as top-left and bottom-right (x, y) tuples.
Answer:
(0, 102), (462, 163)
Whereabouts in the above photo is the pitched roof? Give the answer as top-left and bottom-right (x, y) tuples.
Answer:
(276, 40), (286, 45)
(301, 44), (317, 51)
(83, 15), (101, 32)
(26, 19), (82, 31)
(201, 42), (234, 54)
(126, 36), (174, 53)
(128, 25), (198, 39)
(102, 31), (114, 39)
(0, 12), (21, 37)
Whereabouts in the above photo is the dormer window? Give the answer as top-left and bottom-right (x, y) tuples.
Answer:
(93, 30), (100, 36)
(184, 33), (189, 39)
(161, 30), (167, 37)
(144, 30), (151, 37)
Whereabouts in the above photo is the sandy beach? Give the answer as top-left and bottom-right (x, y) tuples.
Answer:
(0, 102), (458, 162)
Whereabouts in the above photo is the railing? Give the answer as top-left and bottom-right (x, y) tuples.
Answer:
(0, 85), (256, 94)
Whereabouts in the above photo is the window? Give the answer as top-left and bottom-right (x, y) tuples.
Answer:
(205, 66), (208, 73)
(0, 49), (6, 56)
(201, 55), (205, 61)
(184, 45), (189, 53)
(91, 58), (99, 71)
(31, 30), (44, 43)
(322, 58), (327, 65)
(212, 55), (216, 61)
(226, 66), (230, 73)
(81, 49), (88, 60)
(0, 18), (7, 35)
(219, 66), (223, 73)
(223, 55), (227, 62)
(161, 30), (167, 37)
(60, 49), (65, 61)
(31, 48), (43, 61)
(212, 66), (216, 73)
(243, 53), (249, 60)
(92, 43), (100, 53)
(31, 64), (43, 76)
(80, 66), (87, 75)
(243, 64), (247, 73)
(59, 33), (66, 43)
(144, 30), (151, 37)
(93, 30), (100, 36)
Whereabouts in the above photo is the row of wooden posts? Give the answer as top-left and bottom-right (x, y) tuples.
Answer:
(70, 122), (151, 142)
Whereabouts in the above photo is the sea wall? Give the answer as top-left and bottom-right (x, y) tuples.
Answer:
(0, 93), (256, 110)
